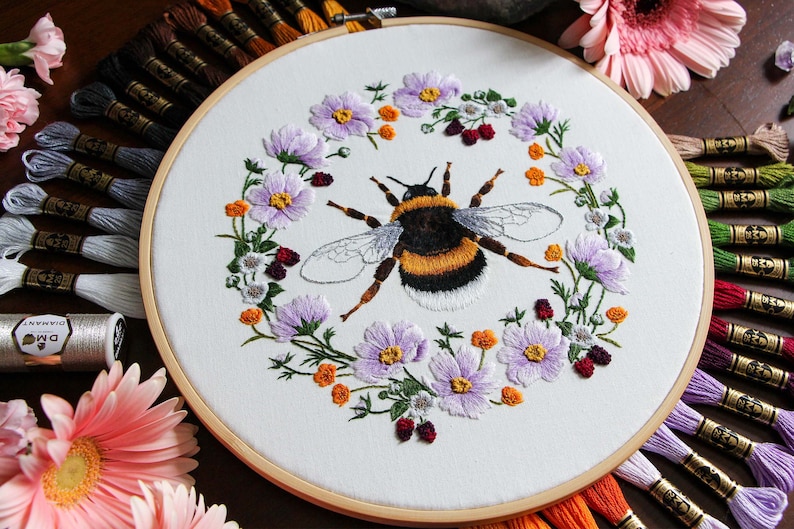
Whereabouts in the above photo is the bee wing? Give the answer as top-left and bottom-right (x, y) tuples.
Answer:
(299, 222), (403, 283)
(453, 203), (562, 242)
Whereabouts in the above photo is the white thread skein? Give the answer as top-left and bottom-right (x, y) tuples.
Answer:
(23, 150), (151, 210)
(643, 423), (787, 529)
(0, 213), (138, 269)
(2, 183), (142, 239)
(34, 121), (164, 178)
(0, 256), (145, 319)
(614, 451), (730, 529)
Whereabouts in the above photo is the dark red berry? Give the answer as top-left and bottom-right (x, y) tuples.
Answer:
(311, 172), (334, 186)
(462, 129), (479, 145)
(417, 421), (437, 443)
(445, 118), (464, 136)
(396, 417), (414, 441)
(574, 357), (595, 378)
(534, 299), (554, 320)
(477, 123), (495, 140)
(276, 247), (300, 266)
(587, 345), (612, 366)
(265, 261), (287, 280)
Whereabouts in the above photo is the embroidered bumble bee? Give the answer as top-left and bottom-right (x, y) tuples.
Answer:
(300, 162), (563, 320)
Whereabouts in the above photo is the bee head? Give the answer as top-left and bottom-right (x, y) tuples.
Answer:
(388, 168), (438, 201)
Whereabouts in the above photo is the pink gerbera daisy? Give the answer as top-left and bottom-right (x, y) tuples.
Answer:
(132, 481), (239, 529)
(559, 0), (746, 98)
(0, 362), (199, 528)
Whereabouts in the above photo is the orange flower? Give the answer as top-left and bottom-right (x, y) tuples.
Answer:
(525, 167), (545, 186)
(239, 307), (263, 325)
(225, 200), (250, 217)
(331, 384), (350, 406)
(471, 329), (498, 350)
(501, 387), (523, 406)
(606, 306), (628, 324)
(313, 363), (336, 387)
(378, 124), (396, 140)
(528, 142), (545, 160)
(544, 244), (563, 262)
(378, 105), (400, 121)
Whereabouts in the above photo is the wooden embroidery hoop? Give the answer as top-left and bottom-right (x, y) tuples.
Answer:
(140, 16), (713, 526)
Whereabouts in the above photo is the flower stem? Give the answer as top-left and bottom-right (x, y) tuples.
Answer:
(0, 41), (34, 67)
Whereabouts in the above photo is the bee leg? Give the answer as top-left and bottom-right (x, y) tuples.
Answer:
(472, 234), (559, 273)
(469, 169), (504, 208)
(442, 161), (452, 197)
(341, 253), (399, 321)
(369, 177), (400, 207)
(327, 200), (381, 228)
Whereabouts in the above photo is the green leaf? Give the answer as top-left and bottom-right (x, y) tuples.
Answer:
(567, 343), (583, 363)
(504, 97), (517, 108)
(486, 89), (502, 102)
(241, 335), (266, 346)
(556, 320), (573, 337)
(378, 390), (389, 400)
(461, 93), (472, 101)
(258, 298), (274, 312)
(443, 110), (460, 122)
(227, 259), (240, 274)
(234, 240), (250, 257)
(402, 378), (422, 397)
(267, 282), (285, 297)
(618, 246), (636, 263)
(256, 240), (278, 253)
(390, 400), (409, 421)
(604, 215), (620, 229)
(598, 336), (622, 347)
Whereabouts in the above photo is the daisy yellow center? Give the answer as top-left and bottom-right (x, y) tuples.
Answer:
(523, 344), (547, 363)
(450, 376), (472, 394)
(574, 163), (591, 177)
(419, 87), (441, 102)
(41, 437), (103, 507)
(379, 345), (403, 365)
(332, 108), (353, 124)
(269, 192), (293, 210)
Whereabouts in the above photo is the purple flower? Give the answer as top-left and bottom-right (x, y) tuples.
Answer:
(496, 322), (568, 386)
(270, 295), (331, 342)
(263, 124), (329, 169)
(775, 40), (794, 72)
(246, 170), (315, 230)
(551, 146), (607, 184)
(551, 146), (607, 185)
(509, 101), (559, 141)
(566, 233), (630, 294)
(309, 91), (376, 140)
(429, 346), (499, 419)
(393, 71), (462, 118)
(352, 321), (428, 383)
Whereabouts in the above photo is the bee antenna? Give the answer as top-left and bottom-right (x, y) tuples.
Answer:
(386, 176), (409, 188)
(423, 167), (437, 186)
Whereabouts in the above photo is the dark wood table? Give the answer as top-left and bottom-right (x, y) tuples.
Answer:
(1, 1), (793, 528)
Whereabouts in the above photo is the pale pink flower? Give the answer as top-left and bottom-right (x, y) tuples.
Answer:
(0, 67), (40, 152)
(559, 0), (746, 99)
(0, 362), (199, 529)
(0, 399), (37, 486)
(132, 481), (240, 529)
(23, 13), (66, 85)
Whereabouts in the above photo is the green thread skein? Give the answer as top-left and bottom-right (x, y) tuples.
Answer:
(698, 187), (794, 214)
(708, 219), (794, 248)
(685, 161), (794, 189)
(713, 247), (794, 285)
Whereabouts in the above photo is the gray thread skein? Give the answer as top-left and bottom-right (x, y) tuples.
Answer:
(2, 183), (142, 239)
(96, 53), (191, 129)
(35, 121), (164, 178)
(0, 256), (145, 319)
(22, 150), (151, 210)
(0, 213), (139, 269)
(70, 82), (177, 150)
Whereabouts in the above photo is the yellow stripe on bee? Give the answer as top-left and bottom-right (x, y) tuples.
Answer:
(390, 195), (458, 222)
(401, 238), (479, 276)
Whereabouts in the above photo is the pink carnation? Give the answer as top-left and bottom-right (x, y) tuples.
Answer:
(0, 67), (40, 152)
(23, 13), (66, 85)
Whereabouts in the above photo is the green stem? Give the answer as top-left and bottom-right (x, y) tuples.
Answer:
(351, 384), (388, 393)
(0, 41), (34, 67)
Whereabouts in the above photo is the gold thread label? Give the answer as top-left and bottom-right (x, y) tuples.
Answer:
(165, 40), (207, 75)
(703, 136), (749, 155)
(736, 254), (789, 280)
(143, 57), (189, 93)
(720, 387), (779, 425)
(22, 268), (77, 294)
(745, 291), (794, 320)
(616, 512), (647, 529)
(248, 0), (283, 28)
(73, 134), (119, 162)
(726, 322), (784, 355)
(695, 418), (755, 460)
(717, 190), (769, 209)
(729, 225), (780, 245)
(105, 101), (153, 136)
(42, 197), (91, 221)
(682, 452), (738, 500)
(729, 353), (789, 389)
(649, 479), (704, 527)
(66, 162), (114, 193)
(196, 23), (235, 57)
(124, 81), (174, 116)
(219, 12), (259, 45)
(708, 166), (759, 186)
(32, 231), (85, 255)
(12, 314), (73, 358)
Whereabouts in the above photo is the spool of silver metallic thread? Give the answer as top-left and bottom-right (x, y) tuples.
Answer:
(0, 313), (127, 372)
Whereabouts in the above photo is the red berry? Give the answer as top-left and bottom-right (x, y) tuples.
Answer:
(574, 357), (595, 378)
(265, 261), (287, 280)
(276, 247), (300, 266)
(477, 123), (495, 140)
(462, 129), (479, 145)
(587, 345), (612, 365)
(417, 421), (437, 443)
(311, 172), (334, 186)
(445, 118), (464, 136)
(396, 417), (414, 441)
